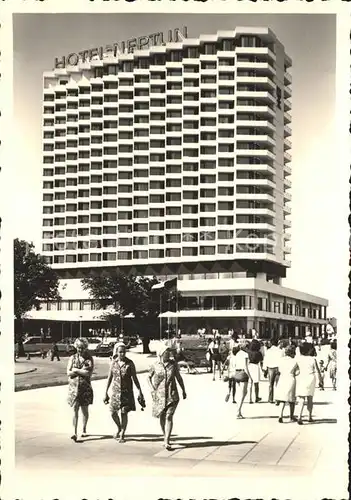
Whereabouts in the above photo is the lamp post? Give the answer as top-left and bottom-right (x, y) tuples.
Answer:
(79, 316), (83, 338)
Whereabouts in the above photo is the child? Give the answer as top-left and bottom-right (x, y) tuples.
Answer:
(318, 360), (325, 390)
(222, 346), (240, 403)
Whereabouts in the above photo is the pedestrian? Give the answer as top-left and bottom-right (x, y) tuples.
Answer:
(148, 343), (187, 451)
(247, 339), (263, 404)
(262, 338), (283, 404)
(67, 338), (94, 442)
(325, 340), (337, 390)
(51, 341), (60, 361)
(233, 343), (252, 419)
(229, 332), (239, 351)
(295, 341), (323, 425)
(275, 345), (299, 422)
(222, 345), (240, 403)
(104, 342), (144, 443)
(208, 337), (222, 381)
(318, 360), (325, 390)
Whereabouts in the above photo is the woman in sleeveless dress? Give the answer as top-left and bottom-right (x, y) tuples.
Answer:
(208, 338), (222, 381)
(295, 342), (323, 425)
(67, 338), (94, 442)
(275, 345), (300, 422)
(104, 342), (144, 443)
(148, 343), (187, 450)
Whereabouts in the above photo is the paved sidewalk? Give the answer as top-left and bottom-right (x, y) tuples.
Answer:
(15, 370), (346, 498)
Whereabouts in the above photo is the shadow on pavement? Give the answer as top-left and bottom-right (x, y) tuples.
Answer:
(246, 416), (280, 419)
(308, 418), (337, 425)
(79, 434), (114, 442)
(128, 434), (212, 443)
(175, 439), (257, 449)
(313, 402), (332, 406)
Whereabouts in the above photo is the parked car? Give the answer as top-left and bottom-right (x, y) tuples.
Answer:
(56, 338), (76, 355)
(123, 335), (138, 348)
(95, 341), (115, 358)
(87, 337), (102, 354)
(23, 336), (53, 355)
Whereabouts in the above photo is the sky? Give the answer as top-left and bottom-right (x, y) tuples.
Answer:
(12, 14), (348, 321)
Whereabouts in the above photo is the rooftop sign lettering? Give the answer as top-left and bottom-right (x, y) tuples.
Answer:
(54, 26), (188, 69)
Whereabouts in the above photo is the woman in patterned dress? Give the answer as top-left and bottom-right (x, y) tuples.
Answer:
(148, 343), (187, 450)
(104, 342), (144, 443)
(67, 338), (94, 442)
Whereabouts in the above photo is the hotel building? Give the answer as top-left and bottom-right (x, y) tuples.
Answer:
(28, 27), (328, 338)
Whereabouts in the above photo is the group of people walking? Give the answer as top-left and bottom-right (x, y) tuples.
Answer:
(67, 338), (186, 450)
(66, 334), (337, 447)
(219, 335), (337, 423)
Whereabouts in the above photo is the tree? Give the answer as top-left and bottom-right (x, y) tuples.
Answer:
(82, 273), (181, 353)
(14, 239), (61, 321)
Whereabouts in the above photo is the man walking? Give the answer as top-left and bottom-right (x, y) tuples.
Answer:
(51, 341), (60, 362)
(263, 338), (283, 403)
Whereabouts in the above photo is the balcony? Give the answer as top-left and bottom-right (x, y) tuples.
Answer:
(236, 163), (275, 175)
(284, 72), (292, 85)
(235, 47), (276, 61)
(236, 104), (275, 117)
(236, 222), (275, 231)
(236, 119), (275, 132)
(236, 90), (275, 104)
(284, 191), (292, 202)
(236, 178), (275, 190)
(236, 134), (275, 147)
(284, 138), (292, 150)
(284, 85), (292, 99)
(236, 207), (275, 218)
(236, 75), (275, 89)
(235, 192), (275, 203)
(236, 148), (275, 161)
(284, 150), (292, 162)
(284, 99), (292, 112)
(236, 61), (275, 73)
(284, 124), (292, 137)
(284, 111), (292, 124)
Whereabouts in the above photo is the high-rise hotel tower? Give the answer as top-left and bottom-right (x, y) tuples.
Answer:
(35, 27), (328, 339)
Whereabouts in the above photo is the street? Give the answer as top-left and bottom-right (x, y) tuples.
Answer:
(15, 368), (347, 499)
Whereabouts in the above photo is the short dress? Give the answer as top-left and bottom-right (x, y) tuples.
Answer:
(328, 349), (337, 379)
(149, 360), (180, 418)
(211, 346), (221, 363)
(296, 355), (317, 397)
(275, 357), (299, 402)
(109, 358), (136, 414)
(67, 354), (94, 407)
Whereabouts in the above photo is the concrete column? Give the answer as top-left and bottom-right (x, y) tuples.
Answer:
(257, 272), (267, 281)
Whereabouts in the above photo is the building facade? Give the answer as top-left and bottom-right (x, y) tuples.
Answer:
(29, 27), (328, 338)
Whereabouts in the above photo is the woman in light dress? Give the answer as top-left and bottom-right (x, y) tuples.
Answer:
(67, 338), (94, 442)
(295, 342), (323, 425)
(275, 345), (300, 423)
(148, 343), (187, 450)
(104, 342), (144, 443)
